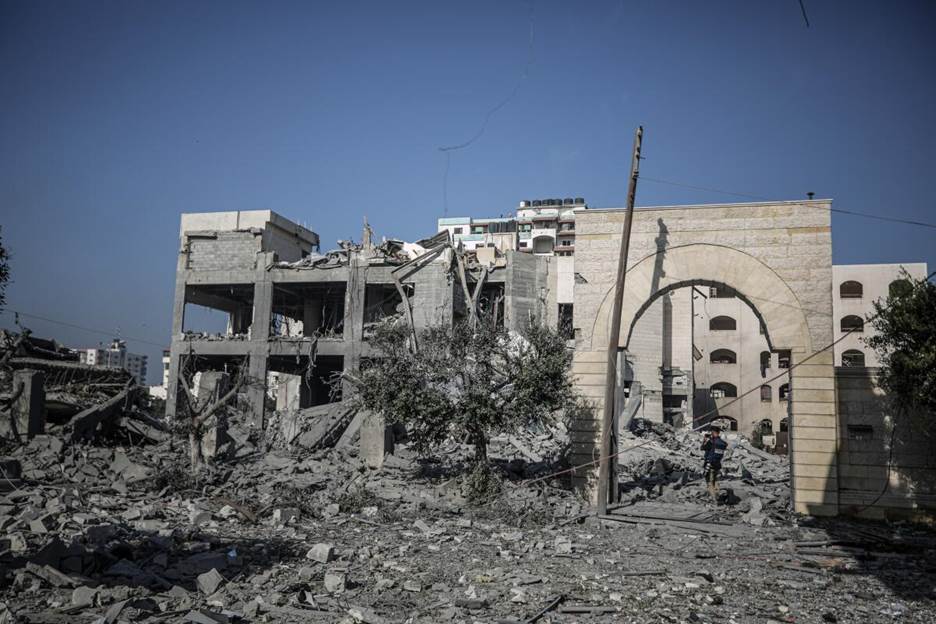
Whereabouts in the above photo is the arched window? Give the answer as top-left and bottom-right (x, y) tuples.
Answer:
(779, 383), (790, 401)
(779, 417), (789, 432)
(841, 315), (864, 333)
(709, 316), (736, 331)
(760, 351), (771, 373)
(842, 349), (866, 367)
(760, 384), (772, 402)
(889, 279), (912, 299)
(710, 382), (738, 399)
(758, 419), (773, 434)
(839, 281), (863, 299)
(710, 349), (737, 364)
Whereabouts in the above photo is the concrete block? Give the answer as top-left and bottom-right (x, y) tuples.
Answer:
(12, 369), (45, 439)
(360, 411), (393, 469)
(197, 371), (230, 460)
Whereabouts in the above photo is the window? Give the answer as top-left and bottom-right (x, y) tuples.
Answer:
(839, 281), (863, 299)
(779, 383), (790, 401)
(760, 351), (771, 372)
(710, 382), (737, 398)
(842, 349), (865, 367)
(779, 418), (789, 432)
(709, 316), (736, 331)
(471, 226), (484, 234)
(519, 241), (528, 248)
(840, 315), (864, 333)
(760, 385), (772, 402)
(453, 227), (463, 235)
(847, 424), (873, 440)
(710, 349), (737, 364)
(777, 350), (791, 369)
(561, 240), (572, 247)
(889, 279), (912, 299)
(519, 224), (532, 232)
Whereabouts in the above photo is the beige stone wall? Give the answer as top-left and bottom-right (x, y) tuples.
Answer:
(570, 200), (837, 515)
(836, 368), (936, 520)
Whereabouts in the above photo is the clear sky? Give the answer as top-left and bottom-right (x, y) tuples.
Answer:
(1, 0), (934, 383)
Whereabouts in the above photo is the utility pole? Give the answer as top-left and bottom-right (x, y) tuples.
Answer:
(596, 125), (643, 514)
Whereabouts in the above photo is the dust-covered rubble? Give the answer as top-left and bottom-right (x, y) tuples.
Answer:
(0, 412), (934, 623)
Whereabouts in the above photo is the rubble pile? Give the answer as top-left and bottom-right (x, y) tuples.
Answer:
(0, 330), (166, 446)
(0, 411), (933, 623)
(1, 340), (934, 623)
(617, 419), (792, 526)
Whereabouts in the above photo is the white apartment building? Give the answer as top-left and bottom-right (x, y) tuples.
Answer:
(832, 263), (928, 367)
(79, 339), (148, 384)
(437, 198), (585, 257)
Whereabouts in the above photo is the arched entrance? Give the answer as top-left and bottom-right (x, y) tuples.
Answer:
(571, 243), (838, 516)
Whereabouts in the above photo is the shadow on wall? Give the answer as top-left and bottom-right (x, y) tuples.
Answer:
(834, 367), (936, 521)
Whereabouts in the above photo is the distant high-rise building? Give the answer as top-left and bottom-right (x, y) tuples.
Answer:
(79, 338), (148, 384)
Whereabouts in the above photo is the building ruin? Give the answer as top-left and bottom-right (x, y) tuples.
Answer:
(165, 210), (559, 435)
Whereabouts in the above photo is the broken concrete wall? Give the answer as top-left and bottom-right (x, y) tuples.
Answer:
(504, 251), (554, 332)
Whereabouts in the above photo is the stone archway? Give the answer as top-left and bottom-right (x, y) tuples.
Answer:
(571, 243), (838, 516)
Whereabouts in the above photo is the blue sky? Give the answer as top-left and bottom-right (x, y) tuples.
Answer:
(1, 0), (934, 383)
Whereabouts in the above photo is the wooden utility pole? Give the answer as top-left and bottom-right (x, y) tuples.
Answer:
(596, 126), (643, 514)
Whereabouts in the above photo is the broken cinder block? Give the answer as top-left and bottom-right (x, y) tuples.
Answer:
(306, 543), (334, 563)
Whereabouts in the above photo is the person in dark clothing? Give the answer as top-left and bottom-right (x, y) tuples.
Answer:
(701, 426), (728, 501)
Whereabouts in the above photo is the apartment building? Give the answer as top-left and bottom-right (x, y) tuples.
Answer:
(832, 263), (928, 367)
(79, 339), (148, 384)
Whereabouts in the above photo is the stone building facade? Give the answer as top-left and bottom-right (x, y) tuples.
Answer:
(568, 200), (838, 516)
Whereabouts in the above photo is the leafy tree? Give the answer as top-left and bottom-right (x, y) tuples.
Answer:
(0, 227), (9, 311)
(348, 317), (579, 463)
(865, 271), (936, 419)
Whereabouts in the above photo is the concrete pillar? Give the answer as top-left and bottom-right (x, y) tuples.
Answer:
(166, 247), (190, 420)
(197, 371), (230, 459)
(360, 410), (393, 469)
(247, 260), (274, 429)
(12, 370), (45, 439)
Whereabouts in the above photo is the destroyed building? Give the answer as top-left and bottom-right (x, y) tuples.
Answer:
(165, 210), (560, 432)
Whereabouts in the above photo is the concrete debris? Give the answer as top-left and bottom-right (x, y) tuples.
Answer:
(306, 543), (334, 564)
(196, 568), (226, 595)
(0, 342), (934, 623)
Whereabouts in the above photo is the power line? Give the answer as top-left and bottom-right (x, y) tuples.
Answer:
(797, 0), (810, 28)
(691, 269), (936, 427)
(438, 1), (535, 215)
(640, 176), (936, 230)
(0, 308), (168, 349)
(525, 269), (936, 487)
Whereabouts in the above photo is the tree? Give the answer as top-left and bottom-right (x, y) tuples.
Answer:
(348, 317), (579, 463)
(865, 271), (936, 419)
(0, 227), (9, 311)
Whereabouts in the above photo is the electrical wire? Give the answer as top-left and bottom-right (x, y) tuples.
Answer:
(0, 308), (167, 349)
(438, 1), (535, 215)
(639, 176), (936, 230)
(523, 269), (936, 488)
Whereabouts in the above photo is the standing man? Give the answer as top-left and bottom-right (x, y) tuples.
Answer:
(701, 426), (728, 501)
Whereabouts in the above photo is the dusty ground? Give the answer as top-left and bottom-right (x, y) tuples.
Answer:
(1, 422), (935, 624)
